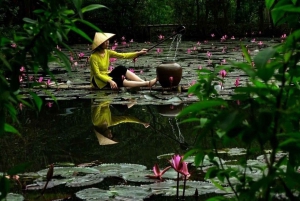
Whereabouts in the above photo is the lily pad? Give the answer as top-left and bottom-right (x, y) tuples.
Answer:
(121, 168), (178, 183)
(75, 187), (112, 200)
(3, 193), (24, 201)
(66, 174), (104, 187)
(26, 178), (70, 190)
(37, 167), (100, 178)
(141, 180), (219, 196)
(109, 185), (153, 200)
(95, 163), (147, 177)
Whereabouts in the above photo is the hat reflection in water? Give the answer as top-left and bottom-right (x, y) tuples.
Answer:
(91, 101), (150, 145)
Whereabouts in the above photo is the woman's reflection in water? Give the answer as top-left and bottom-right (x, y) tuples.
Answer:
(91, 100), (150, 145)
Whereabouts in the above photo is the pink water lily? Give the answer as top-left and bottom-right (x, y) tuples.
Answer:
(235, 77), (240, 87)
(211, 33), (215, 37)
(146, 164), (171, 180)
(46, 102), (53, 108)
(157, 48), (162, 54)
(170, 154), (182, 170)
(78, 52), (85, 58)
(158, 34), (164, 40)
(258, 41), (263, 45)
(206, 51), (212, 58)
(110, 58), (117, 63)
(219, 70), (227, 78)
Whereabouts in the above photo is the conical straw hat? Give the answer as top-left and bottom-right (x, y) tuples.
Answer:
(92, 32), (115, 51)
(94, 129), (118, 145)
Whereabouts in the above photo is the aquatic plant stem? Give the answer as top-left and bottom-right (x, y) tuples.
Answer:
(211, 129), (238, 198)
(182, 175), (187, 200)
(176, 172), (179, 200)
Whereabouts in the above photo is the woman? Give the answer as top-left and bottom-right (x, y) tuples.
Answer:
(90, 32), (157, 89)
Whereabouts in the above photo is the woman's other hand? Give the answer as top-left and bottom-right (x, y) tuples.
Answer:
(138, 49), (148, 56)
(108, 80), (118, 89)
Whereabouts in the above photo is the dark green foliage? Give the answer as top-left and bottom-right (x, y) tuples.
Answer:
(179, 0), (300, 200)
(0, 0), (104, 198)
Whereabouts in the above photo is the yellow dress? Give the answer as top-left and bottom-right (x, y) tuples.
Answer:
(91, 101), (145, 134)
(90, 50), (138, 89)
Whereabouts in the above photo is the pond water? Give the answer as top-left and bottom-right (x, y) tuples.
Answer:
(1, 36), (281, 200)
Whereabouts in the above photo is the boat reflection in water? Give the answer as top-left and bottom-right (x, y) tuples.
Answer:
(91, 100), (150, 145)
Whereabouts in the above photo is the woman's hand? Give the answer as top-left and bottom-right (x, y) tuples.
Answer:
(108, 80), (118, 89)
(138, 49), (148, 56)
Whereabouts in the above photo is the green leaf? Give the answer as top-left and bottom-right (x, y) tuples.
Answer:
(177, 100), (226, 118)
(4, 124), (20, 135)
(81, 4), (106, 13)
(7, 163), (31, 175)
(254, 47), (276, 82)
(0, 176), (10, 200)
(23, 17), (37, 24)
(56, 31), (62, 42)
(33, 9), (45, 14)
(194, 152), (204, 167)
(62, 9), (75, 15)
(291, 0), (297, 5)
(273, 4), (300, 13)
(75, 19), (102, 32)
(266, 0), (275, 9)
(68, 26), (93, 43)
(29, 92), (43, 111)
(72, 0), (83, 19)
(241, 44), (252, 64)
(53, 48), (71, 72)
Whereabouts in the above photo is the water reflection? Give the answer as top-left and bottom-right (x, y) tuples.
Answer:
(91, 100), (150, 145)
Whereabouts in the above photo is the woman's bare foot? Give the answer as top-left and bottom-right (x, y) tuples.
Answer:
(149, 78), (157, 87)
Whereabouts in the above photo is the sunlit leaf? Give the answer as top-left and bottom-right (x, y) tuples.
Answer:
(23, 17), (37, 24)
(81, 4), (107, 13)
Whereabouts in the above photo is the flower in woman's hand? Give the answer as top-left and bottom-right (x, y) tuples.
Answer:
(145, 164), (171, 180)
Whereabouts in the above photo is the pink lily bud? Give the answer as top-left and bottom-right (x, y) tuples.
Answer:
(219, 70), (227, 78)
(169, 76), (173, 83)
(234, 77), (240, 87)
(38, 77), (43, 83)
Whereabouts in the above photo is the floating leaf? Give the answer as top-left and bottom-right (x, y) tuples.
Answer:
(95, 163), (147, 177)
(37, 167), (100, 178)
(75, 188), (111, 200)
